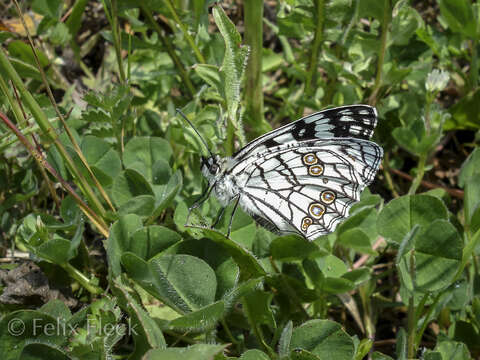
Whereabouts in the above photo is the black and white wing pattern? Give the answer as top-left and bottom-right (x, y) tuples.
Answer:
(232, 105), (379, 161)
(235, 138), (382, 240)
(198, 105), (383, 241)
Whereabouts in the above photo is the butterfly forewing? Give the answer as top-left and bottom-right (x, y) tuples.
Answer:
(232, 105), (378, 162)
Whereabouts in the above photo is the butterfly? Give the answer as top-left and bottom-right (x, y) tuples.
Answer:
(180, 105), (383, 241)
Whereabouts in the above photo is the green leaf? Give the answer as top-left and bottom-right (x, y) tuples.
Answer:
(0, 311), (67, 360)
(222, 277), (263, 311)
(243, 289), (276, 330)
(390, 3), (423, 46)
(81, 135), (122, 187)
(169, 301), (225, 332)
(144, 344), (227, 360)
(130, 225), (182, 260)
(112, 278), (166, 357)
(34, 237), (72, 264)
(32, 0), (62, 18)
(240, 349), (270, 360)
(392, 127), (420, 154)
(65, 0), (88, 37)
(396, 327), (407, 360)
(7, 40), (50, 68)
(111, 169), (154, 208)
(438, 0), (477, 38)
(414, 219), (462, 292)
(337, 229), (377, 255)
(377, 194), (448, 244)
(433, 339), (472, 360)
(279, 321), (293, 358)
(358, 0), (386, 24)
(149, 170), (182, 224)
(372, 352), (394, 360)
(213, 5), (249, 121)
(453, 320), (480, 354)
(270, 235), (324, 261)
(337, 207), (378, 240)
(322, 277), (355, 294)
(123, 137), (173, 183)
(459, 147), (480, 187)
(464, 178), (480, 230)
(447, 89), (480, 130)
(122, 253), (217, 314)
(342, 268), (371, 286)
(290, 319), (355, 360)
(107, 214), (144, 278)
(46, 22), (72, 46)
(198, 228), (266, 280)
(319, 254), (348, 278)
(194, 64), (225, 98)
(21, 343), (69, 359)
(117, 195), (155, 217)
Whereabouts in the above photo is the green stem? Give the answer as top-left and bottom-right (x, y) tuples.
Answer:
(139, 3), (195, 97)
(0, 111), (109, 237)
(244, 0), (268, 138)
(298, 0), (324, 117)
(408, 153), (426, 195)
(407, 250), (416, 359)
(102, 0), (126, 82)
(165, 0), (206, 64)
(454, 228), (480, 282)
(0, 47), (108, 219)
(368, 0), (390, 106)
(225, 116), (236, 156)
(221, 319), (242, 354)
(414, 292), (442, 349)
(383, 152), (399, 198)
(341, 0), (360, 46)
(471, 37), (478, 90)
(359, 284), (375, 341)
(62, 263), (103, 295)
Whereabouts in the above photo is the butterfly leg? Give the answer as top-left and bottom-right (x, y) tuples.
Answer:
(226, 194), (241, 238)
(211, 205), (226, 228)
(186, 184), (214, 226)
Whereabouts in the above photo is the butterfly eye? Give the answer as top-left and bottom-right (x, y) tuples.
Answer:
(210, 164), (219, 174)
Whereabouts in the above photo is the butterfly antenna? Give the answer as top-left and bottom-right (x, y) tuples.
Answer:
(176, 108), (215, 158)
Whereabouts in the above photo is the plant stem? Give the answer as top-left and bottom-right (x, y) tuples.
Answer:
(471, 37), (478, 90)
(0, 111), (109, 237)
(63, 263), (103, 295)
(368, 0), (390, 106)
(407, 250), (416, 359)
(139, 3), (195, 97)
(165, 0), (206, 64)
(244, 0), (268, 139)
(408, 153), (426, 195)
(383, 152), (400, 198)
(0, 47), (110, 219)
(298, 0), (324, 117)
(11, 2), (115, 214)
(102, 0), (126, 83)
(415, 292), (442, 349)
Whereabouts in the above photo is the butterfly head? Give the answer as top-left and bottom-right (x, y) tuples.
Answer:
(201, 155), (224, 181)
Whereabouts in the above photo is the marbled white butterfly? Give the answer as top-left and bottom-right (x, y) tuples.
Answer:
(180, 105), (383, 241)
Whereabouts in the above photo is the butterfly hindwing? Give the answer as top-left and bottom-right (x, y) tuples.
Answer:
(235, 139), (382, 240)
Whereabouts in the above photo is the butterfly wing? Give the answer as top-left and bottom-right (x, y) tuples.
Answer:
(233, 105), (379, 162)
(235, 138), (382, 240)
